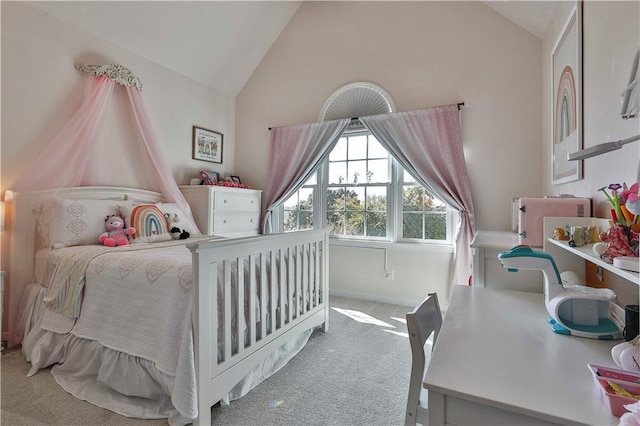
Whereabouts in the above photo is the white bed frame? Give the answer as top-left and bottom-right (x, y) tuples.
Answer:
(5, 186), (330, 425)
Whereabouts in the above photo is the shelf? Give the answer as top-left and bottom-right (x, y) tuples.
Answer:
(546, 238), (639, 284)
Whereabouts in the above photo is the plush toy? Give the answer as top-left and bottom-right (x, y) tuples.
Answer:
(164, 213), (190, 240)
(99, 215), (135, 247)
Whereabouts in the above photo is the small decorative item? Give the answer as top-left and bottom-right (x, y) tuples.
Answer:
(599, 225), (636, 262)
(193, 126), (223, 164)
(230, 176), (241, 184)
(553, 227), (570, 241)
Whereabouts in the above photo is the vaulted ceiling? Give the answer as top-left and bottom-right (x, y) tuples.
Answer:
(26, 1), (556, 98)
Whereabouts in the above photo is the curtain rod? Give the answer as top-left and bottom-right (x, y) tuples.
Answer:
(267, 102), (465, 131)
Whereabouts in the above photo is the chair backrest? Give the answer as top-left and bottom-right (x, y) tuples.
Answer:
(404, 292), (443, 426)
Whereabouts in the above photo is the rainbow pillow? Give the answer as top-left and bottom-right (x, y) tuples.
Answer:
(122, 204), (173, 244)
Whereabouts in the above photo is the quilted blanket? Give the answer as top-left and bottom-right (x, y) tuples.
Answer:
(38, 238), (261, 419)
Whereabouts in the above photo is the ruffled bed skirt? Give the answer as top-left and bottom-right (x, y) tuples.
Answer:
(22, 285), (313, 425)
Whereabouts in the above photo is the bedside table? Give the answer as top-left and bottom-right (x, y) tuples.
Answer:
(180, 185), (262, 237)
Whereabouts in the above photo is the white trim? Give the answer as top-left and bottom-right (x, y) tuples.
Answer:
(319, 82), (396, 122)
(329, 238), (454, 253)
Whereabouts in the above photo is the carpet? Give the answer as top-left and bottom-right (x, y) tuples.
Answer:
(1, 296), (413, 425)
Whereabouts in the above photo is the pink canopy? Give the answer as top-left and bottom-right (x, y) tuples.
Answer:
(4, 64), (197, 345)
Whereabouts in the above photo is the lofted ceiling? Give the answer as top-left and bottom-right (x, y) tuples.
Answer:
(26, 1), (556, 98)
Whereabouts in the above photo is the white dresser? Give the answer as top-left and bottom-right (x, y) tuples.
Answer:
(180, 185), (262, 237)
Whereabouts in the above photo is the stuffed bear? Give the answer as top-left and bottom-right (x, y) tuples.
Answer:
(99, 215), (136, 247)
(164, 213), (190, 240)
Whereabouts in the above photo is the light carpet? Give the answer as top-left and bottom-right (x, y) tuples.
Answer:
(1, 296), (414, 425)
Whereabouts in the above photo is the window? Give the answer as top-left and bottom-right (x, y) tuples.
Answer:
(281, 131), (454, 245)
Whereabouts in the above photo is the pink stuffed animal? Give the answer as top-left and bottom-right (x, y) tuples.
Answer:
(99, 215), (135, 247)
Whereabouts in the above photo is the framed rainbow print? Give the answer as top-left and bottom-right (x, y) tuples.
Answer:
(551, 1), (583, 185)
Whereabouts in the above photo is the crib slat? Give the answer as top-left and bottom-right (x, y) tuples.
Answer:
(295, 245), (302, 319)
(236, 256), (244, 353)
(270, 250), (276, 333)
(287, 246), (293, 324)
(279, 248), (285, 328)
(260, 253), (267, 340)
(302, 243), (308, 314)
(223, 260), (232, 361)
(314, 241), (320, 307)
(249, 254), (257, 347)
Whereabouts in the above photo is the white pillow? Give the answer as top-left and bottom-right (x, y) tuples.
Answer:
(52, 199), (132, 248)
(155, 203), (201, 236)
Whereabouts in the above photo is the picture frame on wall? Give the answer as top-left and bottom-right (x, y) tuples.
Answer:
(193, 126), (223, 164)
(551, 1), (583, 185)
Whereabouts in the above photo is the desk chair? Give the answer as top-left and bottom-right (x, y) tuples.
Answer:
(404, 293), (443, 426)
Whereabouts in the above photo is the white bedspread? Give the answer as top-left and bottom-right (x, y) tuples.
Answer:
(38, 241), (205, 419)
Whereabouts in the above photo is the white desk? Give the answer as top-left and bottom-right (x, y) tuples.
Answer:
(424, 286), (620, 425)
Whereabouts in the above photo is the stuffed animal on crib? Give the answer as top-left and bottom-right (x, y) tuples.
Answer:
(99, 215), (135, 247)
(164, 213), (190, 240)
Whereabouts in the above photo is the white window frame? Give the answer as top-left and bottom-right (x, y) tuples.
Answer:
(277, 130), (455, 248)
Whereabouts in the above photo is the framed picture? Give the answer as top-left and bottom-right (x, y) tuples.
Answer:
(551, 1), (583, 185)
(230, 176), (241, 184)
(193, 126), (223, 164)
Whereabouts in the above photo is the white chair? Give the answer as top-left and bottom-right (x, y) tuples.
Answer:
(404, 293), (443, 426)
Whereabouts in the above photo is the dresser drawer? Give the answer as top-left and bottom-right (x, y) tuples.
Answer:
(213, 192), (261, 213)
(213, 212), (260, 235)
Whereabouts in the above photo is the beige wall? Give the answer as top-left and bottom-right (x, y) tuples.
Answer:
(543, 1), (640, 217)
(1, 2), (236, 194)
(235, 1), (543, 303)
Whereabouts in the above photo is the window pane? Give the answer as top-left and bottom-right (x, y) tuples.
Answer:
(367, 159), (389, 183)
(347, 187), (365, 210)
(329, 161), (347, 184)
(299, 211), (313, 230)
(403, 212), (423, 239)
(346, 211), (364, 236)
(303, 172), (317, 185)
(327, 188), (345, 210)
(366, 211), (387, 237)
(402, 185), (424, 212)
(347, 160), (367, 185)
(283, 192), (299, 209)
(426, 196), (447, 212)
(402, 168), (417, 183)
(330, 138), (347, 161)
(327, 211), (344, 235)
(299, 187), (313, 209)
(366, 186), (387, 211)
(425, 213), (447, 240)
(368, 137), (388, 159)
(348, 135), (367, 159)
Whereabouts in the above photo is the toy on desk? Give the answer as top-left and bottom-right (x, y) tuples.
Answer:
(497, 246), (621, 340)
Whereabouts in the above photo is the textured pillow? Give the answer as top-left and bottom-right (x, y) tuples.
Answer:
(121, 204), (173, 244)
(49, 199), (132, 248)
(155, 203), (200, 236)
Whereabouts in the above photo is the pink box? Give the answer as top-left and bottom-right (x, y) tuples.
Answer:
(517, 197), (591, 247)
(588, 364), (640, 417)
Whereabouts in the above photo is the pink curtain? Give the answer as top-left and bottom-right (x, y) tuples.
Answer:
(263, 119), (349, 232)
(5, 67), (198, 345)
(359, 105), (476, 295)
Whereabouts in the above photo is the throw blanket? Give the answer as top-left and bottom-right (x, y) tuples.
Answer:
(43, 245), (112, 317)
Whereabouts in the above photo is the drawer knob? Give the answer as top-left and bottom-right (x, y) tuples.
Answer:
(223, 220), (227, 223)
(224, 200), (227, 203)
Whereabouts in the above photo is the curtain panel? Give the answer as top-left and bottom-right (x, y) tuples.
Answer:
(359, 105), (475, 291)
(5, 67), (198, 345)
(263, 119), (350, 232)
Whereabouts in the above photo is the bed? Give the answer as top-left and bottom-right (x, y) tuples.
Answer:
(6, 186), (329, 425)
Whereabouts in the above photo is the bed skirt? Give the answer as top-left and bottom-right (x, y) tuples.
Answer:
(22, 285), (313, 425)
